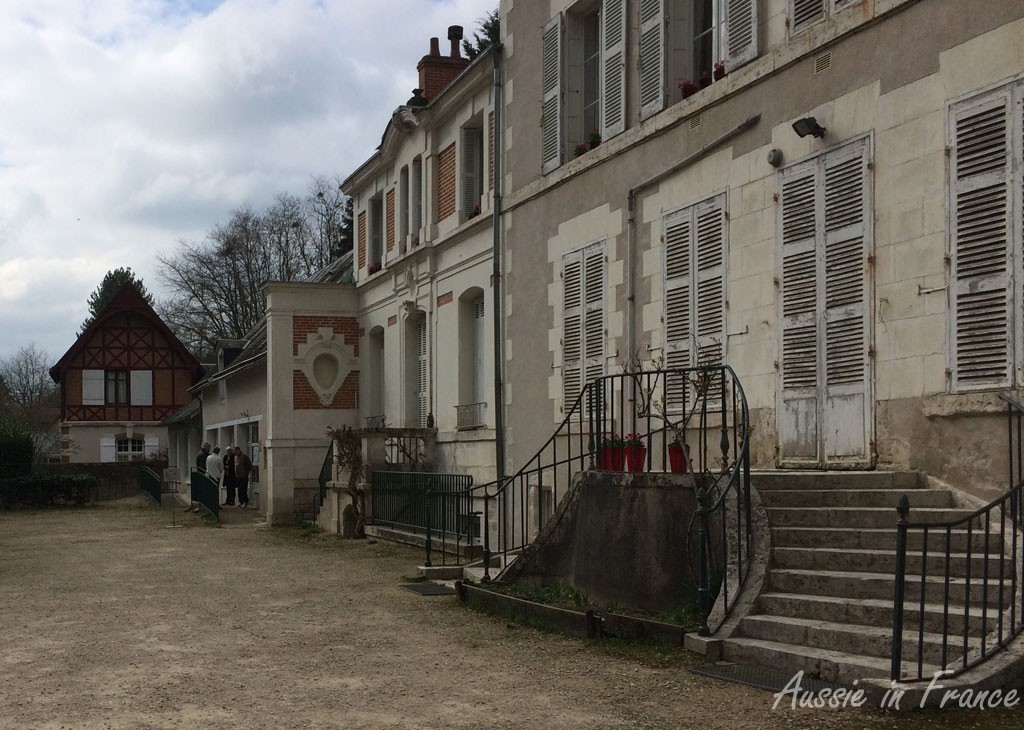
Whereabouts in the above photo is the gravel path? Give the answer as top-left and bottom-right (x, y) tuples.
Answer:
(0, 500), (1017, 729)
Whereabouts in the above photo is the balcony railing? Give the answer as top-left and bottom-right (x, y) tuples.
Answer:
(455, 402), (487, 430)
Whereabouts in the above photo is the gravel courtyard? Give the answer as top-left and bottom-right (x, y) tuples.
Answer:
(0, 500), (1018, 729)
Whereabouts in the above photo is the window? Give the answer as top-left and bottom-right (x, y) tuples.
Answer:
(116, 438), (144, 462)
(663, 193), (728, 395)
(949, 81), (1024, 390)
(369, 196), (383, 267)
(562, 241), (606, 409)
(417, 316), (428, 427)
(461, 124), (483, 219)
(399, 166), (409, 252)
(412, 156), (423, 242)
(581, 10), (601, 140)
(367, 327), (386, 419)
(457, 290), (487, 428)
(357, 210), (367, 271)
(385, 188), (396, 256)
(105, 370), (127, 404)
(791, 0), (860, 34)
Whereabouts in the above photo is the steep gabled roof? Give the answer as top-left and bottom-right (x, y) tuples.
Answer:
(49, 282), (204, 383)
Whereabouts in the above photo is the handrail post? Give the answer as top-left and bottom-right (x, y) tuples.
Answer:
(482, 491), (492, 581)
(697, 483), (711, 636)
(891, 494), (910, 681)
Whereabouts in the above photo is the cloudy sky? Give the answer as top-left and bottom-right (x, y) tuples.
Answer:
(0, 0), (495, 363)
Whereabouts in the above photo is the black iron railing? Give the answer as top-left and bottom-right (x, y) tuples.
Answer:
(370, 472), (475, 564)
(890, 394), (1024, 681)
(189, 468), (220, 521)
(139, 466), (162, 505)
(435, 365), (751, 633)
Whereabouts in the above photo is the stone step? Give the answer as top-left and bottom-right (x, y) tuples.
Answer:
(771, 526), (1001, 553)
(737, 614), (977, 666)
(755, 592), (996, 635)
(751, 471), (921, 491)
(769, 568), (1012, 608)
(719, 636), (937, 686)
(772, 546), (1008, 579)
(758, 488), (953, 509)
(766, 506), (978, 529)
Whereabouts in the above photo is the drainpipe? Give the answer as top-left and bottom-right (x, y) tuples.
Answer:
(491, 46), (506, 489)
(624, 114), (761, 360)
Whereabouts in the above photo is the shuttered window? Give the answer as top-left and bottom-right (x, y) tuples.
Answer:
(541, 14), (563, 173)
(601, 0), (627, 138)
(562, 241), (606, 410)
(792, 0), (858, 33)
(664, 194), (727, 408)
(950, 84), (1020, 390)
(462, 127), (483, 217)
(725, 0), (758, 68)
(417, 317), (428, 428)
(82, 369), (104, 406)
(638, 0), (664, 120)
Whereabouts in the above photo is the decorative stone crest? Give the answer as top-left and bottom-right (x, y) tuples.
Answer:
(295, 327), (357, 406)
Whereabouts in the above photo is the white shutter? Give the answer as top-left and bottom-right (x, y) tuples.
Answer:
(791, 0), (825, 32)
(778, 160), (820, 461)
(583, 243), (606, 390)
(562, 250), (584, 408)
(130, 370), (153, 406)
(638, 0), (665, 120)
(725, 0), (758, 68)
(951, 91), (1013, 389)
(541, 14), (563, 173)
(664, 209), (692, 409)
(417, 317), (428, 428)
(144, 436), (160, 459)
(822, 140), (870, 460)
(100, 437), (116, 463)
(82, 369), (104, 405)
(473, 298), (486, 405)
(462, 127), (481, 216)
(601, 0), (627, 138)
(695, 197), (727, 370)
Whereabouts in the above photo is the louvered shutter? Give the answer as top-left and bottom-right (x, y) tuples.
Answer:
(830, 0), (858, 11)
(695, 197), (726, 376)
(664, 210), (692, 410)
(951, 91), (1013, 389)
(541, 15), (563, 173)
(82, 369), (104, 405)
(473, 298), (486, 405)
(638, 0), (665, 120)
(822, 140), (870, 460)
(725, 0), (758, 68)
(562, 250), (584, 408)
(778, 160), (820, 462)
(462, 128), (481, 216)
(412, 157), (423, 235)
(583, 244), (606, 390)
(601, 0), (627, 138)
(791, 0), (825, 32)
(417, 317), (428, 427)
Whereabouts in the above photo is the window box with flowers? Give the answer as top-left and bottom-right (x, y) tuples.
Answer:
(624, 433), (647, 473)
(597, 434), (625, 471)
(587, 128), (601, 150)
(368, 261), (382, 275)
(713, 61), (727, 81)
(678, 80), (699, 99)
(573, 142), (589, 158)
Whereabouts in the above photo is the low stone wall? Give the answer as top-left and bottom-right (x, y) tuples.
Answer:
(37, 460), (168, 502)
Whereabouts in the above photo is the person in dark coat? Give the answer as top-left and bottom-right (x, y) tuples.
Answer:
(234, 446), (253, 509)
(222, 445), (237, 506)
(195, 442), (211, 470)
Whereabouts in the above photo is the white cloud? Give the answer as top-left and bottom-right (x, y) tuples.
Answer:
(0, 0), (496, 362)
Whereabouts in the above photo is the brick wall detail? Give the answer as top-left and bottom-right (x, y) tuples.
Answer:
(292, 315), (360, 357)
(293, 370), (358, 410)
(437, 291), (453, 307)
(388, 315), (398, 327)
(438, 143), (456, 222)
(292, 315), (360, 410)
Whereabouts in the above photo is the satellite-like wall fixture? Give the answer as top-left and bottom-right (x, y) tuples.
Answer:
(792, 117), (827, 138)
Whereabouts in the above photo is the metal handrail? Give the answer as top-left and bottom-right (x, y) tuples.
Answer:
(890, 394), (1024, 681)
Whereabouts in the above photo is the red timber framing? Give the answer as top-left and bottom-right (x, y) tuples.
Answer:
(49, 283), (204, 423)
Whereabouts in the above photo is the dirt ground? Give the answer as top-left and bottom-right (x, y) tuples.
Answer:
(0, 500), (1018, 729)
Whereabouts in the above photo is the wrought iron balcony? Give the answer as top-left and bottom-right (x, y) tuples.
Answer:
(455, 402), (487, 430)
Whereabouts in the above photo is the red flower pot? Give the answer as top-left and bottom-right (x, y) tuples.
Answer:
(668, 443), (690, 474)
(598, 447), (624, 471)
(625, 446), (647, 473)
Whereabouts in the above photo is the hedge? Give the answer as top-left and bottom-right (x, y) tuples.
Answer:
(0, 474), (99, 509)
(0, 419), (34, 478)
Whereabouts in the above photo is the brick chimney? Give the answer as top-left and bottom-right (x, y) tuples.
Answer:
(417, 25), (470, 102)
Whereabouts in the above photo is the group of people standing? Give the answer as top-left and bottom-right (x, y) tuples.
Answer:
(196, 442), (252, 508)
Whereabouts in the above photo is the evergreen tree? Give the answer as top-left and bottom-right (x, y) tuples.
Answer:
(79, 267), (155, 334)
(462, 9), (499, 61)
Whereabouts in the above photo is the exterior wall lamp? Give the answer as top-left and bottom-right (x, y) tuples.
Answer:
(792, 117), (827, 138)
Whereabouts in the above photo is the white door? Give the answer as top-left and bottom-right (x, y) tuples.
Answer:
(778, 139), (873, 468)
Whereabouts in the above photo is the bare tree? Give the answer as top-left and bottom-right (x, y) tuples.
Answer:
(156, 178), (352, 359)
(0, 344), (60, 460)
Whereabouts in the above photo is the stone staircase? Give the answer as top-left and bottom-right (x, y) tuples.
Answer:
(719, 471), (1012, 686)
